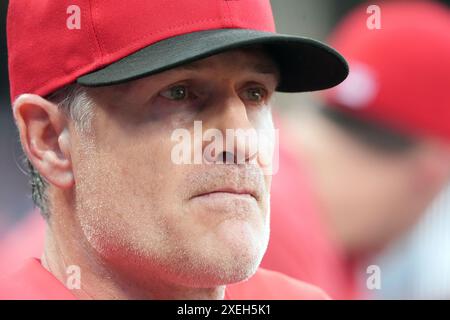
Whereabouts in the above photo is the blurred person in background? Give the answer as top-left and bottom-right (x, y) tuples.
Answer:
(262, 0), (450, 299)
(374, 183), (450, 299)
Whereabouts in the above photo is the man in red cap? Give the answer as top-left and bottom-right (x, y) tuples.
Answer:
(263, 0), (450, 299)
(0, 0), (347, 299)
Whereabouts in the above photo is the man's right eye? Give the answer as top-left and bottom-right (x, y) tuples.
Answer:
(159, 85), (189, 101)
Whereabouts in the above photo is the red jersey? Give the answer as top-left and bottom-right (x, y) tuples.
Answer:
(0, 258), (328, 300)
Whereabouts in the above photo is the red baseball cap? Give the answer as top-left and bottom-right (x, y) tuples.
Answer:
(7, 0), (348, 102)
(323, 0), (450, 142)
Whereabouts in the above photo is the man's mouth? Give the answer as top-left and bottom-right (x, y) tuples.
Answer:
(190, 187), (259, 202)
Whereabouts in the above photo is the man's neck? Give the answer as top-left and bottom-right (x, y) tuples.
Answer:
(42, 220), (226, 300)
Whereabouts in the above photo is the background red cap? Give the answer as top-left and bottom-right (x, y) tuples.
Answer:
(323, 0), (450, 142)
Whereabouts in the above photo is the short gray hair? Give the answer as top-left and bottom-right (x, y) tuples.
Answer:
(26, 83), (94, 219)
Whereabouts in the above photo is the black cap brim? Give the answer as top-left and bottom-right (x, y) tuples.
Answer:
(77, 29), (348, 93)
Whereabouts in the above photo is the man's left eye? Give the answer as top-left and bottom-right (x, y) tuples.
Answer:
(160, 85), (190, 101)
(243, 87), (268, 103)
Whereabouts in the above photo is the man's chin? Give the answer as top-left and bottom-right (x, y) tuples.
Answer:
(215, 219), (267, 254)
(220, 258), (261, 285)
(189, 220), (268, 287)
(184, 256), (261, 288)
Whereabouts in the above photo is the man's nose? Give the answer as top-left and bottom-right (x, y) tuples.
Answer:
(201, 93), (258, 165)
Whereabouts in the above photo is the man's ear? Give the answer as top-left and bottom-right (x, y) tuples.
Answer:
(13, 94), (74, 189)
